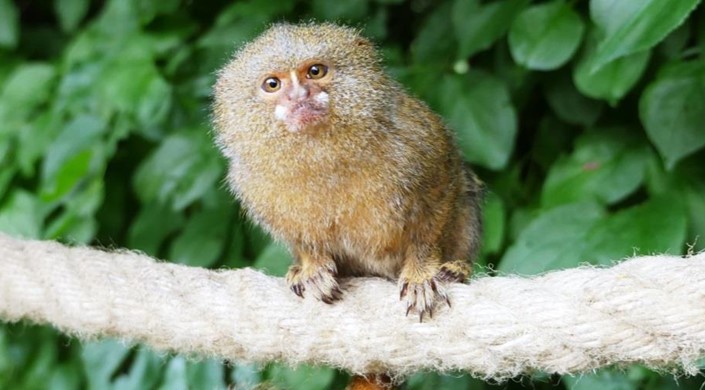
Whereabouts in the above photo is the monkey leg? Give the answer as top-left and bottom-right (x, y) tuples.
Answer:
(346, 374), (396, 390)
(285, 250), (342, 304)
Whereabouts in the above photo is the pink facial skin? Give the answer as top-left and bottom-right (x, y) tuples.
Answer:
(275, 85), (330, 133)
(259, 63), (332, 134)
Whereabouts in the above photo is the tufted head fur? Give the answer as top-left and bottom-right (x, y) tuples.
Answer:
(213, 23), (392, 145)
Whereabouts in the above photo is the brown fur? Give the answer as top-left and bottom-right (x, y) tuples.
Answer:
(213, 23), (482, 319)
(346, 374), (395, 390)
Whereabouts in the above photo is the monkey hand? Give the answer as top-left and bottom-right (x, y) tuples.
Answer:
(399, 260), (470, 322)
(286, 260), (342, 304)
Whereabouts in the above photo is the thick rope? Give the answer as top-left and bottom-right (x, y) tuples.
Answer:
(1, 233), (704, 380)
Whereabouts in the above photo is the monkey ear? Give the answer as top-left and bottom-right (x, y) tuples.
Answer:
(353, 37), (372, 47)
(353, 37), (377, 55)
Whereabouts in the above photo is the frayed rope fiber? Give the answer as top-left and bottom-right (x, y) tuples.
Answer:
(1, 233), (705, 380)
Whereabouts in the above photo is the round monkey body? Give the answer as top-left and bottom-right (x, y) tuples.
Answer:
(213, 23), (482, 319)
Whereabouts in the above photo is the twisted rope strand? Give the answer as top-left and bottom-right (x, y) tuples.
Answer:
(1, 233), (704, 379)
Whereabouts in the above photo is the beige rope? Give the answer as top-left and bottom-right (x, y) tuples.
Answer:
(1, 233), (704, 380)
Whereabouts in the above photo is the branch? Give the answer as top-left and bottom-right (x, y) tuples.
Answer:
(1, 233), (704, 380)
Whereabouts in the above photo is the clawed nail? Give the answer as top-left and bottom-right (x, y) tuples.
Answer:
(400, 282), (408, 300)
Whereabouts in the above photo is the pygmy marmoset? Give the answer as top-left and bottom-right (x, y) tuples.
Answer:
(213, 23), (482, 320)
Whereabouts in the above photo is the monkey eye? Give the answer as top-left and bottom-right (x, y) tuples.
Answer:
(262, 77), (281, 92)
(306, 64), (328, 80)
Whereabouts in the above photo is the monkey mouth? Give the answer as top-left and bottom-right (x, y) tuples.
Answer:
(286, 102), (329, 132)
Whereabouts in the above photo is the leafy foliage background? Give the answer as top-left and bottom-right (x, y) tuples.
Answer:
(1, 0), (704, 388)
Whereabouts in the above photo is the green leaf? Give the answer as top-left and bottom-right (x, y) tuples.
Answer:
(406, 372), (479, 390)
(245, 224), (274, 260)
(499, 202), (606, 274)
(185, 359), (226, 390)
(563, 368), (636, 390)
(98, 56), (173, 132)
(44, 177), (104, 243)
(63, 28), (109, 68)
(542, 128), (651, 207)
(543, 71), (603, 127)
(81, 339), (132, 389)
(158, 357), (188, 390)
(42, 150), (95, 200)
(453, 0), (529, 59)
(411, 2), (456, 65)
(47, 363), (82, 390)
(440, 72), (517, 170)
(311, 0), (369, 21)
(135, 0), (181, 25)
(54, 0), (90, 33)
(268, 364), (335, 390)
(500, 197), (687, 274)
(0, 190), (43, 238)
(94, 0), (141, 35)
(585, 196), (687, 264)
(128, 202), (185, 256)
(531, 117), (576, 170)
(0, 330), (8, 382)
(573, 30), (650, 105)
(45, 213), (97, 244)
(231, 364), (263, 388)
(254, 242), (292, 277)
(0, 0), (19, 48)
(0, 166), (13, 200)
(481, 193), (505, 256)
(112, 348), (163, 390)
(685, 184), (705, 252)
(222, 221), (248, 268)
(0, 126), (15, 196)
(169, 208), (229, 267)
(135, 73), (173, 131)
(645, 163), (674, 199)
(40, 115), (108, 202)
(197, 1), (295, 71)
(639, 61), (705, 169)
(0, 63), (56, 120)
(657, 21), (691, 59)
(16, 112), (58, 177)
(508, 1), (585, 70)
(363, 6), (388, 40)
(133, 132), (224, 211)
(589, 0), (701, 71)
(19, 334), (60, 389)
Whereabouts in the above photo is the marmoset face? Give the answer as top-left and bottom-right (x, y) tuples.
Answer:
(214, 23), (388, 143)
(257, 61), (333, 133)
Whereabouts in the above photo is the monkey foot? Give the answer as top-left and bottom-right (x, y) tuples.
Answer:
(437, 260), (472, 283)
(399, 276), (446, 322)
(348, 374), (395, 390)
(399, 260), (471, 322)
(286, 262), (342, 304)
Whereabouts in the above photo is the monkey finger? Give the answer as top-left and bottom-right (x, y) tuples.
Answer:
(290, 283), (305, 298)
(399, 282), (409, 300)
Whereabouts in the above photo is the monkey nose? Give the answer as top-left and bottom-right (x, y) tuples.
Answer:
(287, 85), (310, 101)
